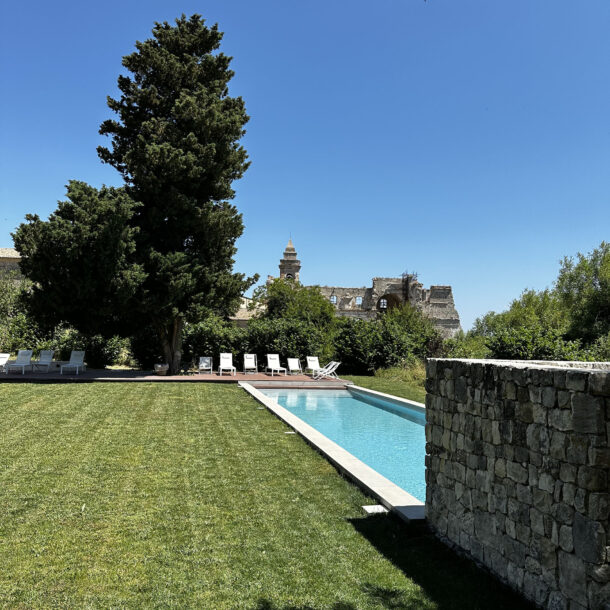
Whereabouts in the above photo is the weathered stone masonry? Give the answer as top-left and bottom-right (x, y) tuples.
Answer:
(425, 359), (609, 609)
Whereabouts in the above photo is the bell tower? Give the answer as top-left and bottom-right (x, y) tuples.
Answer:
(279, 239), (301, 281)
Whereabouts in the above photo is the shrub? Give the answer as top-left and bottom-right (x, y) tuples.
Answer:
(486, 326), (582, 361)
(182, 316), (247, 366)
(444, 331), (490, 359)
(331, 318), (381, 374)
(332, 305), (444, 374)
(38, 327), (129, 368)
(246, 318), (330, 364)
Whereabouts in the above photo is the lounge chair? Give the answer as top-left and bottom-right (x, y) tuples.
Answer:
(243, 354), (257, 374)
(313, 361), (341, 380)
(60, 350), (86, 375)
(33, 350), (55, 373)
(0, 353), (10, 374)
(266, 354), (287, 376)
(7, 350), (33, 375)
(218, 353), (236, 376)
(305, 356), (323, 377)
(198, 356), (213, 374)
(287, 358), (302, 375)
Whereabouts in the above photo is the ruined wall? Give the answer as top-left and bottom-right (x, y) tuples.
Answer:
(0, 248), (21, 274)
(426, 359), (609, 609)
(319, 277), (461, 337)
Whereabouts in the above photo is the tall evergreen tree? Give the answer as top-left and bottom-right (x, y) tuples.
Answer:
(15, 15), (256, 372)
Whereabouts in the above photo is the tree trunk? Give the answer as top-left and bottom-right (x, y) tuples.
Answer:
(158, 316), (184, 375)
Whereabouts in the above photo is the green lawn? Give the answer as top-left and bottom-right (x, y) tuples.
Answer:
(343, 375), (427, 404)
(0, 383), (529, 609)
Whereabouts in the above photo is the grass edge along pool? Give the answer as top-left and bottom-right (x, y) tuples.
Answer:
(240, 383), (425, 519)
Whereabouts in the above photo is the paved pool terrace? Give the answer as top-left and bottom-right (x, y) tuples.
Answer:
(0, 368), (347, 385)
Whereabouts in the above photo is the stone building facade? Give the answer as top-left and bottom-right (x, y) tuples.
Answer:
(425, 358), (610, 609)
(270, 240), (461, 337)
(0, 247), (20, 274)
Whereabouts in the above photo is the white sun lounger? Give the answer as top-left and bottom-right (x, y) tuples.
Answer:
(243, 354), (257, 374)
(266, 354), (286, 376)
(33, 350), (55, 372)
(313, 361), (341, 380)
(287, 358), (302, 375)
(60, 350), (86, 375)
(0, 353), (10, 374)
(7, 350), (33, 375)
(218, 353), (236, 376)
(198, 356), (213, 374)
(305, 356), (323, 377)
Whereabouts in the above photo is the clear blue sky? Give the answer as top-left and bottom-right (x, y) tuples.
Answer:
(1, 1), (608, 330)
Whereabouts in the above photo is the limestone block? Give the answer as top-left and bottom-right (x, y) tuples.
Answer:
(531, 507), (546, 536)
(516, 483), (533, 504)
(572, 393), (605, 434)
(529, 386), (543, 404)
(529, 464), (539, 487)
(562, 482), (576, 506)
(495, 458), (506, 478)
(573, 511), (606, 563)
(550, 430), (568, 460)
(507, 562), (525, 589)
(533, 402), (548, 424)
(589, 447), (610, 468)
(542, 386), (558, 408)
(560, 462), (577, 483)
(507, 461), (529, 484)
(566, 371), (587, 392)
(523, 569), (550, 606)
(539, 472), (556, 493)
(551, 502), (574, 525)
(558, 390), (571, 409)
(550, 408), (573, 432)
(578, 465), (608, 491)
(558, 551), (587, 606)
(474, 512), (497, 546)
(567, 435), (590, 465)
(553, 370), (568, 390)
(589, 371), (610, 396)
(505, 381), (517, 400)
(546, 590), (568, 610)
(559, 525), (574, 552)
(588, 493), (610, 521)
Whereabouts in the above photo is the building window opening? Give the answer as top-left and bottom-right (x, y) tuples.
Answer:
(355, 296), (363, 306)
(330, 295), (337, 304)
(379, 298), (388, 309)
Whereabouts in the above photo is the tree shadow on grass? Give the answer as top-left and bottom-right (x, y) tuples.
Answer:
(348, 514), (535, 610)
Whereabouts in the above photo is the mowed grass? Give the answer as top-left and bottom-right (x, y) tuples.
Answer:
(0, 383), (530, 609)
(343, 376), (427, 404)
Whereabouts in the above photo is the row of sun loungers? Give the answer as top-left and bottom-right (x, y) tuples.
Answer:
(0, 350), (86, 375)
(198, 354), (340, 380)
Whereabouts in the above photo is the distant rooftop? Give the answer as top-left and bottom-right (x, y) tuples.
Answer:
(0, 248), (19, 258)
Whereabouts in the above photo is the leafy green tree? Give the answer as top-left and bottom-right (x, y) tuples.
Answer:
(13, 181), (142, 336)
(556, 241), (610, 343)
(251, 278), (335, 327)
(14, 15), (256, 373)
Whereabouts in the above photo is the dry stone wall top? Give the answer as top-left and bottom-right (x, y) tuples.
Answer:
(425, 358), (609, 609)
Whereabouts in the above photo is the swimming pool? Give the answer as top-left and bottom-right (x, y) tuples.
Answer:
(259, 387), (426, 502)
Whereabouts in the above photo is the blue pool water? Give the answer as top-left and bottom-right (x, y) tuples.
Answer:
(260, 388), (426, 502)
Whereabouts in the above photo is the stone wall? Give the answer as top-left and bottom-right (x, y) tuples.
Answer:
(425, 359), (610, 609)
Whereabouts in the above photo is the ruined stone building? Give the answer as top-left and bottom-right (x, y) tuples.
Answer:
(268, 240), (462, 337)
(0, 248), (21, 274)
(3, 241), (462, 336)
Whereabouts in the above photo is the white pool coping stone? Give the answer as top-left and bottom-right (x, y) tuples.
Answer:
(239, 382), (425, 522)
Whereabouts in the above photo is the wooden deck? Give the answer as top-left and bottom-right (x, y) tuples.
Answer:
(0, 368), (347, 385)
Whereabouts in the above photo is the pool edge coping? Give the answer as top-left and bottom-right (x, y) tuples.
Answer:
(347, 384), (426, 412)
(239, 382), (425, 522)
